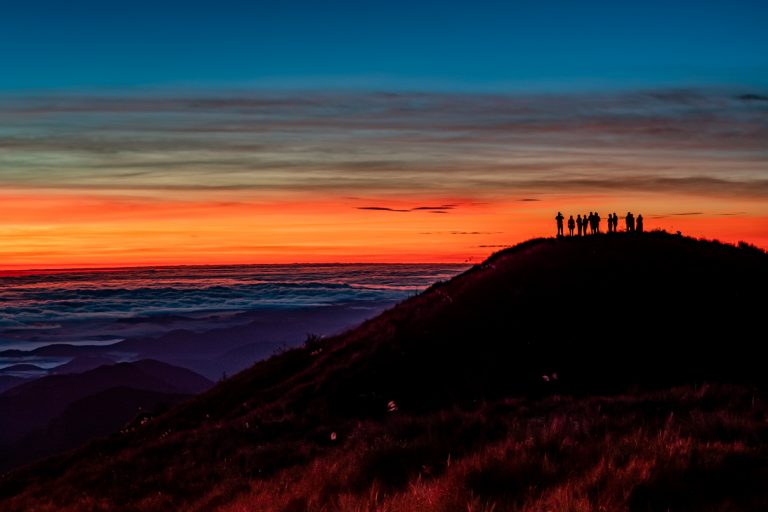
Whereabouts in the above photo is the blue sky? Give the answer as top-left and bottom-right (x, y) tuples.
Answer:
(2, 0), (767, 92)
(1, 0), (767, 267)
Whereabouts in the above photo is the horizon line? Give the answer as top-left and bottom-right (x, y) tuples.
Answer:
(2, 231), (764, 275)
(0, 260), (472, 276)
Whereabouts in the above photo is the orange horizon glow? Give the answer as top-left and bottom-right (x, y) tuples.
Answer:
(1, 188), (765, 270)
(2, 89), (765, 270)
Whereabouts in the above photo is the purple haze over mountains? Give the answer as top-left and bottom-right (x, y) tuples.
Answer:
(0, 264), (466, 378)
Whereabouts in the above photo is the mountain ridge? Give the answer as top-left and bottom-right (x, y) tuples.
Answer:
(1, 231), (767, 511)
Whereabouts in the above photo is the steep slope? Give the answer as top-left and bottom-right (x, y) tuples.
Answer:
(1, 232), (766, 511)
(5, 387), (189, 472)
(0, 376), (26, 394)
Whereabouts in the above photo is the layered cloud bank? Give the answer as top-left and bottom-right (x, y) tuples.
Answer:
(0, 88), (766, 267)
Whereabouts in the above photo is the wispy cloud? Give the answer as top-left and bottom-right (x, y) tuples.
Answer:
(357, 207), (410, 212)
(410, 205), (457, 211)
(736, 94), (768, 102)
(358, 204), (457, 213)
(421, 231), (502, 235)
(1, 88), (766, 199)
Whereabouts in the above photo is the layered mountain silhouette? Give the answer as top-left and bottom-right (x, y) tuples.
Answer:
(0, 359), (212, 471)
(0, 303), (393, 380)
(0, 376), (27, 394)
(49, 356), (118, 375)
(0, 365), (45, 393)
(1, 232), (767, 511)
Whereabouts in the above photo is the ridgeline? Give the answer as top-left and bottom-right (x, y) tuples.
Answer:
(2, 231), (767, 512)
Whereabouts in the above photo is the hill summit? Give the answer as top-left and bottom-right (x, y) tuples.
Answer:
(2, 231), (767, 511)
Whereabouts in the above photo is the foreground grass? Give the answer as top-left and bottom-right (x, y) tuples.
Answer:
(4, 384), (766, 511)
(215, 384), (767, 512)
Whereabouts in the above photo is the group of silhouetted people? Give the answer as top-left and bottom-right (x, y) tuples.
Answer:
(556, 211), (644, 237)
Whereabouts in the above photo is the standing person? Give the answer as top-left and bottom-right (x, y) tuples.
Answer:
(555, 211), (564, 237)
(583, 214), (589, 235)
(625, 212), (634, 232)
(636, 214), (644, 233)
(587, 212), (594, 234)
(606, 213), (613, 233)
(576, 214), (583, 236)
(612, 212), (618, 232)
(568, 215), (575, 236)
(594, 212), (601, 233)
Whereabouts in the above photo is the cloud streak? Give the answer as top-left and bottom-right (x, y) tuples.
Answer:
(357, 207), (410, 212)
(358, 204), (457, 213)
(1, 88), (766, 199)
(1, 87), (767, 266)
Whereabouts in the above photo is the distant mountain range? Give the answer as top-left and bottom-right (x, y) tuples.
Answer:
(0, 359), (212, 471)
(0, 302), (395, 380)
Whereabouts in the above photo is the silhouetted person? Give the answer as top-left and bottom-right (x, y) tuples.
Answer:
(594, 212), (601, 233)
(636, 214), (644, 233)
(612, 212), (618, 232)
(567, 215), (575, 236)
(606, 213), (612, 233)
(587, 212), (594, 234)
(625, 212), (635, 232)
(583, 213), (588, 235)
(555, 211), (564, 237)
(576, 214), (583, 236)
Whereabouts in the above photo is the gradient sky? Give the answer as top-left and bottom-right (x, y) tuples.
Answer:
(1, 0), (767, 267)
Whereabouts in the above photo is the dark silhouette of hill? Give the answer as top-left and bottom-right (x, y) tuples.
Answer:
(4, 386), (189, 472)
(1, 232), (767, 511)
(50, 356), (117, 374)
(0, 364), (45, 381)
(0, 364), (45, 373)
(0, 359), (212, 471)
(0, 376), (26, 394)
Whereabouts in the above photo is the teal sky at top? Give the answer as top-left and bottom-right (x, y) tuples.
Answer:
(2, 0), (767, 92)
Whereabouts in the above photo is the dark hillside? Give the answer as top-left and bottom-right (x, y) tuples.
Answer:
(0, 376), (26, 394)
(0, 360), (212, 471)
(1, 232), (767, 511)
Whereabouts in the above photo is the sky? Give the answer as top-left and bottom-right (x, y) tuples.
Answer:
(1, 0), (767, 267)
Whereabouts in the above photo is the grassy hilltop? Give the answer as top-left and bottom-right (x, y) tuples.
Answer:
(2, 231), (767, 512)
